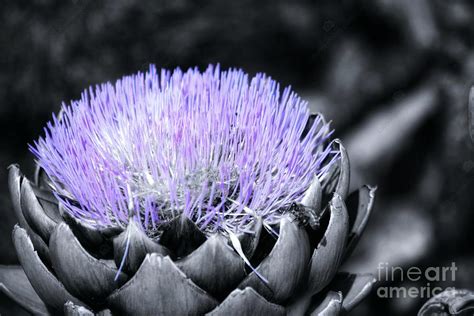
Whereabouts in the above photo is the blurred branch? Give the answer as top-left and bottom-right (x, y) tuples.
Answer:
(343, 85), (439, 189)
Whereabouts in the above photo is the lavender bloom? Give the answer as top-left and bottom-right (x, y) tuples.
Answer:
(31, 65), (336, 235)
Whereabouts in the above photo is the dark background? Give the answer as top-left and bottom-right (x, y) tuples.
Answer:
(1, 1), (474, 315)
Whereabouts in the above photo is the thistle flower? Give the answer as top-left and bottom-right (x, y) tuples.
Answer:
(30, 65), (336, 235)
(1, 65), (376, 315)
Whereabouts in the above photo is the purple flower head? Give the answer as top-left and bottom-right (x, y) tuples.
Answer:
(31, 65), (337, 236)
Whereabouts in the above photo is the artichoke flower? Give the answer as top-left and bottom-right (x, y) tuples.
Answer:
(1, 65), (376, 315)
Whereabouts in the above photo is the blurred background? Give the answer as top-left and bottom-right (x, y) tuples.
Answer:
(1, 1), (474, 314)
